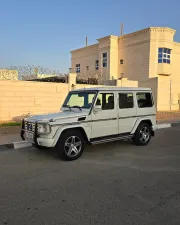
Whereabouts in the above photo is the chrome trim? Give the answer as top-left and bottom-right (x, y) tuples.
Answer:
(24, 121), (35, 132)
(21, 129), (34, 134)
(51, 114), (156, 127)
(91, 135), (133, 145)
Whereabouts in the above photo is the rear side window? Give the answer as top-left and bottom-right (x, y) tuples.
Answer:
(136, 92), (153, 108)
(119, 93), (134, 109)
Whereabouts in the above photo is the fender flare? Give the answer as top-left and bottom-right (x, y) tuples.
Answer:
(130, 118), (152, 134)
(52, 124), (89, 147)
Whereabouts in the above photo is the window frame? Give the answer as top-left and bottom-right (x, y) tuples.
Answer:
(118, 92), (134, 109)
(95, 60), (99, 70)
(95, 92), (114, 110)
(102, 52), (108, 68)
(62, 91), (97, 109)
(136, 92), (154, 108)
(158, 48), (171, 64)
(120, 59), (124, 65)
(76, 64), (80, 73)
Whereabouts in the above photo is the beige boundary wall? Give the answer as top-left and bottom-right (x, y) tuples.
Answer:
(1, 72), (179, 121)
(0, 81), (69, 121)
(139, 76), (180, 111)
(0, 73), (138, 121)
(157, 76), (180, 111)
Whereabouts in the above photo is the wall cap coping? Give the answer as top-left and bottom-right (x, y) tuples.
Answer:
(119, 27), (176, 40)
(70, 43), (98, 53)
(70, 27), (176, 53)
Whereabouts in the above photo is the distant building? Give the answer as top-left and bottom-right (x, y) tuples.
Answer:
(0, 69), (18, 80)
(70, 27), (180, 111)
(70, 27), (180, 82)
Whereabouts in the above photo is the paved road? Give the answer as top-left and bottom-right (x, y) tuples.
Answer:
(0, 127), (180, 225)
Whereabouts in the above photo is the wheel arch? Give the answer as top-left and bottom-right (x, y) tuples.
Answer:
(131, 118), (153, 135)
(52, 125), (89, 147)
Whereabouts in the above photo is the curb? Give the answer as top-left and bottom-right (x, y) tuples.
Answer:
(171, 121), (180, 127)
(13, 141), (32, 150)
(157, 123), (172, 129)
(157, 121), (180, 129)
(0, 141), (32, 151)
(0, 122), (180, 151)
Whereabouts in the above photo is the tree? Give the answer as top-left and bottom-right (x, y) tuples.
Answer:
(77, 69), (109, 85)
(10, 65), (63, 80)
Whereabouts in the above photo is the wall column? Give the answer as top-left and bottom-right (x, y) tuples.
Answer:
(68, 73), (77, 91)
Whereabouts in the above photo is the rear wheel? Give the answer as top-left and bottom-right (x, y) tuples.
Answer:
(133, 123), (152, 146)
(56, 130), (84, 161)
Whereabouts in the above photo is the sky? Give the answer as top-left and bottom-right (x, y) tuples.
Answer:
(0, 0), (180, 73)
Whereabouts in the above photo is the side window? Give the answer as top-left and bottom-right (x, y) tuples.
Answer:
(95, 93), (114, 110)
(136, 92), (153, 108)
(119, 93), (134, 109)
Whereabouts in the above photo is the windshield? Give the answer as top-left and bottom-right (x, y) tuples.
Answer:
(63, 91), (97, 109)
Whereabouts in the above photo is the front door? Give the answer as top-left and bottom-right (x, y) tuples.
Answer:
(91, 91), (118, 138)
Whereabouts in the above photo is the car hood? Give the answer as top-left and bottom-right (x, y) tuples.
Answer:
(24, 110), (89, 123)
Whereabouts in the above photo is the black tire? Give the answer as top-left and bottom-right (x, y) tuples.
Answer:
(133, 122), (152, 146)
(56, 130), (84, 161)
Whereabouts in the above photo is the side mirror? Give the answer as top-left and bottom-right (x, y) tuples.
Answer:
(93, 105), (102, 113)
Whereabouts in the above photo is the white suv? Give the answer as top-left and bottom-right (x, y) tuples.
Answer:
(21, 87), (157, 160)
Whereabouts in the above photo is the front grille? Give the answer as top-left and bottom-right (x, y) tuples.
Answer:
(24, 122), (35, 132)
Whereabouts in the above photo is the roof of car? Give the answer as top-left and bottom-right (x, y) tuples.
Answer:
(73, 87), (151, 92)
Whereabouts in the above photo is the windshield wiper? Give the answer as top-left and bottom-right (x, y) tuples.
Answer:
(71, 105), (82, 111)
(63, 105), (72, 111)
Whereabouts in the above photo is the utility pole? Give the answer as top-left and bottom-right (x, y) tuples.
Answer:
(120, 23), (124, 36)
(86, 36), (88, 47)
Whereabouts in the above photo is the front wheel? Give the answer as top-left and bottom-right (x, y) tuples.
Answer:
(133, 123), (152, 146)
(56, 130), (84, 161)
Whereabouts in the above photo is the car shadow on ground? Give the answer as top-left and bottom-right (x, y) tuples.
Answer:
(20, 128), (176, 161)
(85, 139), (133, 155)
(20, 139), (135, 161)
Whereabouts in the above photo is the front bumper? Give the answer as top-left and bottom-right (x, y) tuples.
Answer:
(21, 127), (55, 148)
(21, 120), (56, 148)
(36, 137), (54, 148)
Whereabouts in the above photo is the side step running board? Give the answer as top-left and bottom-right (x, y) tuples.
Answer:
(90, 135), (133, 145)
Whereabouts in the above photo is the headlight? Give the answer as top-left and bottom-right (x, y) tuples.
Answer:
(37, 123), (51, 134)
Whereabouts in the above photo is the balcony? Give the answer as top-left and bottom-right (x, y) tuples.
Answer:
(157, 63), (172, 76)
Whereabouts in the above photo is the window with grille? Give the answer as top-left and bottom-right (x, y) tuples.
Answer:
(76, 64), (80, 73)
(102, 52), (107, 68)
(120, 59), (124, 64)
(95, 60), (99, 70)
(158, 48), (171, 64)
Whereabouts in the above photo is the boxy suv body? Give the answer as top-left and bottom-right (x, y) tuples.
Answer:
(21, 87), (157, 160)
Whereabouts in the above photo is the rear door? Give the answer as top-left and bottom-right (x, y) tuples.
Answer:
(118, 91), (137, 134)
